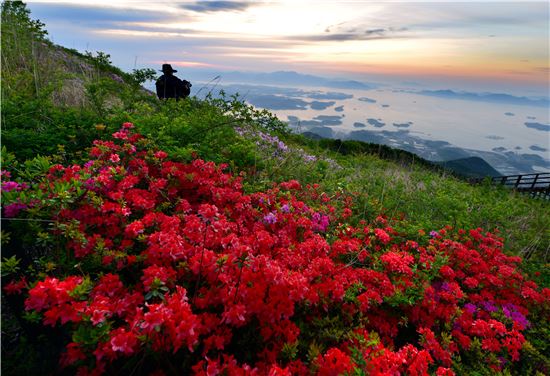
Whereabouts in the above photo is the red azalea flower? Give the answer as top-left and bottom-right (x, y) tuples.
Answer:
(110, 328), (139, 355)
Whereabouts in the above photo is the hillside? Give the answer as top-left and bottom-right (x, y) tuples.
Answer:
(435, 157), (502, 178)
(1, 3), (549, 376)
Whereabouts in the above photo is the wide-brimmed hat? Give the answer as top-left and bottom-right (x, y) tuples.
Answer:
(161, 63), (177, 73)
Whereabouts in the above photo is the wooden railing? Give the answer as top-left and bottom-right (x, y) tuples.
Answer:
(475, 173), (550, 199)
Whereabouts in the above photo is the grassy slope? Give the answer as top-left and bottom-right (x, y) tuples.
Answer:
(1, 1), (548, 267)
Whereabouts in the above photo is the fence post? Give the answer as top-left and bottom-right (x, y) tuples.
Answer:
(515, 175), (522, 188)
(530, 174), (539, 190)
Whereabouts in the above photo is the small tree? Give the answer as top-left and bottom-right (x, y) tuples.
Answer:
(130, 68), (157, 86)
(1, 0), (49, 98)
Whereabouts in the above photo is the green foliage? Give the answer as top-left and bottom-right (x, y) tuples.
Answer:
(1, 1), (47, 41)
(131, 68), (157, 86)
(111, 93), (277, 168)
(68, 276), (94, 300)
(209, 91), (290, 135)
(84, 50), (112, 68)
(1, 102), (106, 161)
(85, 77), (122, 118)
(1, 0), (49, 99)
(1, 256), (21, 277)
(280, 341), (299, 362)
(72, 321), (111, 348)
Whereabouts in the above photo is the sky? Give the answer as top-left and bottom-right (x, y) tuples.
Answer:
(25, 1), (550, 95)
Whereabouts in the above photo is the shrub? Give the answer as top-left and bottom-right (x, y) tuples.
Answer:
(2, 124), (548, 375)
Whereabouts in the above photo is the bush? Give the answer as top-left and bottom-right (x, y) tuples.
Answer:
(2, 124), (548, 375)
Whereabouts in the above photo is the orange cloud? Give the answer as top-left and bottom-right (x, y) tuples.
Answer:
(152, 60), (215, 68)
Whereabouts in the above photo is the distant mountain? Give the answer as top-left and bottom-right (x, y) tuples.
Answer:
(417, 89), (549, 107)
(189, 70), (378, 90)
(435, 157), (501, 178)
(301, 131), (326, 140)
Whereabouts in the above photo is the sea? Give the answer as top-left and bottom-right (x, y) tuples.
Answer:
(190, 81), (550, 175)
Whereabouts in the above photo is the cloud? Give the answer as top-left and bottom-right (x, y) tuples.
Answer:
(324, 21), (347, 33)
(178, 1), (252, 13)
(288, 33), (394, 42)
(152, 60), (214, 68)
(365, 28), (385, 35)
(27, 3), (172, 24)
(399, 2), (549, 29)
(295, 24), (408, 42)
(98, 24), (199, 36)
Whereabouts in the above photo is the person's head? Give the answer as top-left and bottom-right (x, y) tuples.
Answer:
(161, 63), (177, 76)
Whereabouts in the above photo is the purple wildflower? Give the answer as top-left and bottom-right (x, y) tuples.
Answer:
(281, 204), (290, 213)
(510, 311), (530, 329)
(276, 141), (286, 151)
(503, 304), (514, 318)
(503, 303), (530, 328)
(263, 212), (277, 225)
(481, 301), (498, 313)
(464, 303), (477, 314)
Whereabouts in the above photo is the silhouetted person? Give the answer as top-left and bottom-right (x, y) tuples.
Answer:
(156, 64), (192, 100)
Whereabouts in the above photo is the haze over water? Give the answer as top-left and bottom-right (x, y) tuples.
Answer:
(276, 87), (548, 152)
(195, 79), (549, 174)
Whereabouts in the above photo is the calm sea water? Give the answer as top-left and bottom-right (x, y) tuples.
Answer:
(275, 87), (548, 157)
(187, 80), (550, 174)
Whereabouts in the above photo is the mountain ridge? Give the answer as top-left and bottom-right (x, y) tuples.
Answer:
(418, 89), (549, 107)
(188, 69), (379, 90)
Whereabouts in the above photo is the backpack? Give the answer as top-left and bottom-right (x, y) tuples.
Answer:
(180, 80), (192, 99)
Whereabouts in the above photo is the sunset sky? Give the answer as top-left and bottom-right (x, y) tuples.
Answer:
(26, 1), (550, 95)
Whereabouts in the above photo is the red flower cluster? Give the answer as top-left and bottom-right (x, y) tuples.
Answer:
(5, 124), (548, 375)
